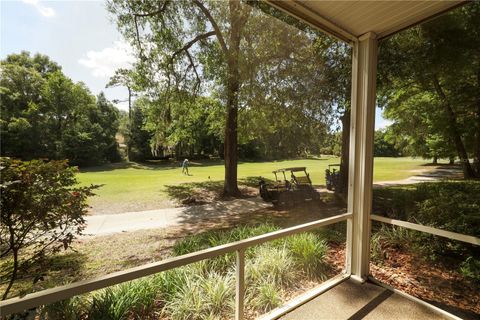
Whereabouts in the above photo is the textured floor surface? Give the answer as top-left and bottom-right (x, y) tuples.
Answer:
(280, 279), (449, 320)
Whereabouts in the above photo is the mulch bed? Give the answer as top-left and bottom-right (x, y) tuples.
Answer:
(369, 247), (479, 319)
(300, 242), (479, 319)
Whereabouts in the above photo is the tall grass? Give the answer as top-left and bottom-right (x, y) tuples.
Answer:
(88, 277), (160, 320)
(40, 223), (333, 319)
(285, 233), (329, 278)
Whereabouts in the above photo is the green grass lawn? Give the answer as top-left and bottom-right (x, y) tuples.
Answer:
(78, 157), (432, 214)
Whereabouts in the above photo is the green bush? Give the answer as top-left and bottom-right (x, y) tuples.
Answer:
(370, 232), (386, 264)
(173, 224), (280, 272)
(285, 233), (329, 278)
(372, 181), (480, 277)
(414, 182), (480, 237)
(88, 278), (159, 320)
(200, 271), (235, 316)
(246, 246), (297, 287)
(370, 224), (418, 263)
(35, 223), (333, 319)
(0, 158), (98, 300)
(173, 224), (280, 256)
(41, 296), (85, 320)
(247, 281), (282, 313)
(460, 257), (480, 282)
(373, 181), (480, 237)
(163, 274), (206, 319)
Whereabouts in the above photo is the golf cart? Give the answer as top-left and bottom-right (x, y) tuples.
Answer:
(259, 167), (320, 206)
(325, 164), (342, 191)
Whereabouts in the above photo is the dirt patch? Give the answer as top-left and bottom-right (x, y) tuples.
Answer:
(87, 198), (174, 215)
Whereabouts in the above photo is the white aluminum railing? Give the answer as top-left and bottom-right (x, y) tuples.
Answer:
(371, 214), (480, 246)
(0, 213), (352, 318)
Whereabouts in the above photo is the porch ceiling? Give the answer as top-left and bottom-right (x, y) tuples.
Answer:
(266, 0), (466, 42)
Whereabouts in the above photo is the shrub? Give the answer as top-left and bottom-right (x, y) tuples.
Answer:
(41, 296), (85, 320)
(247, 281), (282, 313)
(312, 223), (346, 244)
(173, 224), (280, 272)
(88, 277), (159, 320)
(372, 181), (480, 271)
(0, 158), (98, 299)
(285, 233), (329, 278)
(370, 232), (387, 264)
(37, 224), (333, 319)
(414, 181), (480, 237)
(246, 246), (297, 287)
(373, 181), (480, 237)
(370, 224), (417, 263)
(173, 224), (280, 256)
(460, 256), (480, 282)
(200, 271), (235, 316)
(164, 274), (206, 320)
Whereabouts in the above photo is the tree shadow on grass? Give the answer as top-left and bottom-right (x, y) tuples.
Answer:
(237, 157), (333, 164)
(80, 158), (335, 173)
(79, 161), (180, 173)
(79, 159), (225, 173)
(163, 176), (274, 205)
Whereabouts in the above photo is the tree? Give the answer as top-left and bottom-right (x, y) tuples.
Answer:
(109, 0), (348, 191)
(312, 36), (351, 190)
(378, 3), (480, 178)
(374, 129), (401, 157)
(382, 91), (456, 162)
(109, 0), (255, 195)
(127, 102), (154, 161)
(93, 93), (122, 163)
(0, 53), (51, 159)
(107, 68), (138, 161)
(235, 11), (334, 159)
(0, 158), (98, 299)
(1, 52), (121, 166)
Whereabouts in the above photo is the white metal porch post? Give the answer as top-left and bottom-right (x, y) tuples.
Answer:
(346, 32), (378, 280)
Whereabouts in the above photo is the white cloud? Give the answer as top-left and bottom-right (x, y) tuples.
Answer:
(22, 0), (55, 17)
(78, 41), (135, 78)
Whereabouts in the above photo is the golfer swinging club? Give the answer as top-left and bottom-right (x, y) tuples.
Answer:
(182, 158), (189, 175)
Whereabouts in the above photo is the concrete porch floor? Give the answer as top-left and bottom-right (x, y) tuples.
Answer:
(280, 279), (449, 320)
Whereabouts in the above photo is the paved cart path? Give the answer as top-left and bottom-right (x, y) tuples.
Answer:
(84, 165), (462, 237)
(84, 197), (271, 236)
(373, 166), (462, 187)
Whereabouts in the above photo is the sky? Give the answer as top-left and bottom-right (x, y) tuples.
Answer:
(1, 0), (133, 110)
(1, 0), (391, 128)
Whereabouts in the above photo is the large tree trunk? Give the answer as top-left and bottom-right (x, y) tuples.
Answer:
(340, 107), (350, 193)
(432, 75), (476, 178)
(223, 0), (244, 196)
(475, 69), (480, 175)
(127, 87), (132, 162)
(224, 75), (240, 195)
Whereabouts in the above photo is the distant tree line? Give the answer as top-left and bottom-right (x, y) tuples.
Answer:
(1, 52), (121, 166)
(2, 1), (478, 184)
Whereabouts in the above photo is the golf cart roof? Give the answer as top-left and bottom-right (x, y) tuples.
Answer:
(273, 167), (307, 174)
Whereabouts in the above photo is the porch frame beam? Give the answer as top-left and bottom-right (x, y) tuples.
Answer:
(346, 31), (378, 280)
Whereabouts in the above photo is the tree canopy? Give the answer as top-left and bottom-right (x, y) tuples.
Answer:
(108, 0), (345, 193)
(378, 2), (480, 177)
(0, 52), (121, 166)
